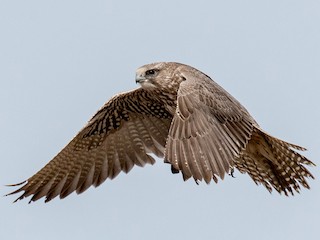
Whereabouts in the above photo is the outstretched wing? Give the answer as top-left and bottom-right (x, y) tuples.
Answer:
(8, 88), (173, 203)
(165, 67), (254, 183)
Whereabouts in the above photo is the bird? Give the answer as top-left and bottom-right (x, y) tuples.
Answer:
(7, 62), (315, 203)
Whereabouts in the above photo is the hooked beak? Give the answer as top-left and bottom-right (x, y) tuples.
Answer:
(135, 68), (156, 89)
(135, 67), (146, 84)
(135, 74), (146, 84)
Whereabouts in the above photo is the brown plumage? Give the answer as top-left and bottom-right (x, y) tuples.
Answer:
(7, 62), (315, 203)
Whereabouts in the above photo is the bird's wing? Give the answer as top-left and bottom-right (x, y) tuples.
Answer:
(165, 68), (254, 183)
(8, 88), (173, 203)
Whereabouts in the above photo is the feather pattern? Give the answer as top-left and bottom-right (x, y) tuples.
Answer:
(165, 69), (254, 182)
(8, 88), (173, 203)
(7, 62), (315, 202)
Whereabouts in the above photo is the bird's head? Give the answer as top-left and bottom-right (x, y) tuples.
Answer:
(135, 62), (187, 92)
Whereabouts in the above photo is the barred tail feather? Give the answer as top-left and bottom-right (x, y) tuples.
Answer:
(234, 127), (315, 195)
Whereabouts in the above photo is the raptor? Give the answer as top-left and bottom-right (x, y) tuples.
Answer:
(8, 62), (315, 203)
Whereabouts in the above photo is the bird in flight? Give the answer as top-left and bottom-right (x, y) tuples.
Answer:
(7, 62), (315, 203)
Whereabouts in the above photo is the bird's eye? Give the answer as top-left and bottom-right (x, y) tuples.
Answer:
(145, 69), (157, 76)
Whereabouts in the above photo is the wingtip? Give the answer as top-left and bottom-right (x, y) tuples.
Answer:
(11, 193), (26, 203)
(5, 180), (27, 187)
(4, 180), (29, 203)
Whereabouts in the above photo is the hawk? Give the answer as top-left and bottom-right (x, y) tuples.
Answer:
(7, 62), (315, 203)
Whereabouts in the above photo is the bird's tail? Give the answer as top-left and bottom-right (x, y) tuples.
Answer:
(234, 127), (315, 195)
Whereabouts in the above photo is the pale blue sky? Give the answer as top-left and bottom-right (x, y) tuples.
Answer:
(1, 1), (319, 240)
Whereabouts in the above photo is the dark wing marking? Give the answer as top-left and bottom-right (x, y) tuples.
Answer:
(8, 88), (173, 203)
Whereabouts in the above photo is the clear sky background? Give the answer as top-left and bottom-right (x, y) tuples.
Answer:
(1, 1), (319, 240)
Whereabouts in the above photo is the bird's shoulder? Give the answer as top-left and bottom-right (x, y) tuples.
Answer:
(177, 67), (253, 123)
